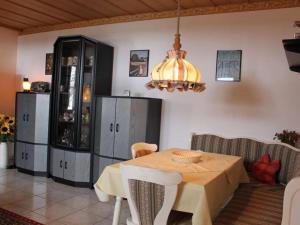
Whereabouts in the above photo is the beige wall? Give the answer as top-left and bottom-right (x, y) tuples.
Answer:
(0, 27), (18, 115)
(17, 7), (300, 148)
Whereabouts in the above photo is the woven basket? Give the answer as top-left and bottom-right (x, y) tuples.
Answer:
(172, 150), (202, 163)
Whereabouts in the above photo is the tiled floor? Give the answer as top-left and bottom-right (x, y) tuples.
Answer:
(0, 168), (130, 225)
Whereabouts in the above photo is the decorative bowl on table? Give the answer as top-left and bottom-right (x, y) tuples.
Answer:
(171, 150), (202, 163)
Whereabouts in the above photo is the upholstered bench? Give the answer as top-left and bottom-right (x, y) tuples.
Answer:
(191, 134), (300, 225)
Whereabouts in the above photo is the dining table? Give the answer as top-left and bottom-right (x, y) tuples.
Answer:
(94, 148), (249, 225)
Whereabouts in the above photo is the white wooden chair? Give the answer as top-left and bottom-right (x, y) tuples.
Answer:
(131, 142), (158, 159)
(120, 164), (182, 225)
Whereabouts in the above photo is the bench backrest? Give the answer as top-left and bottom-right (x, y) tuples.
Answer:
(191, 134), (300, 184)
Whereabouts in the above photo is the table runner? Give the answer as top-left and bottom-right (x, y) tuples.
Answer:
(95, 149), (249, 225)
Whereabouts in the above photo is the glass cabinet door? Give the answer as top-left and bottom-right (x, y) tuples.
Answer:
(79, 42), (95, 149)
(56, 40), (81, 148)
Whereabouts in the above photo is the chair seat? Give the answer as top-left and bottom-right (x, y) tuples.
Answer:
(214, 181), (285, 225)
(167, 211), (192, 225)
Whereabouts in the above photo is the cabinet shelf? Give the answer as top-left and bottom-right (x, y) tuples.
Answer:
(60, 91), (70, 95)
(58, 120), (74, 123)
(61, 64), (78, 67)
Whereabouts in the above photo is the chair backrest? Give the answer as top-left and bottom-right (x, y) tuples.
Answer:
(131, 142), (158, 159)
(120, 164), (182, 225)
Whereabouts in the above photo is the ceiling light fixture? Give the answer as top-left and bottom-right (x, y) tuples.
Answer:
(146, 0), (205, 93)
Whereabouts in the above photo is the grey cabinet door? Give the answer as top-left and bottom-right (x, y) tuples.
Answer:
(74, 152), (90, 182)
(24, 94), (36, 143)
(131, 99), (148, 144)
(15, 141), (26, 169)
(98, 98), (116, 157)
(51, 148), (64, 178)
(34, 95), (49, 144)
(24, 144), (34, 171)
(33, 145), (47, 172)
(114, 98), (131, 160)
(16, 94), (27, 142)
(63, 151), (75, 181)
(93, 156), (112, 183)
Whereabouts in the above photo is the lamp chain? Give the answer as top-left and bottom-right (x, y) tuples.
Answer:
(173, 0), (182, 51)
(177, 0), (180, 34)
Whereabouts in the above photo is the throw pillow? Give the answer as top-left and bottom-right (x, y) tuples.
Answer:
(251, 153), (281, 185)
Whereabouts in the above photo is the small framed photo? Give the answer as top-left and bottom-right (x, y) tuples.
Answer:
(45, 53), (54, 75)
(216, 50), (242, 82)
(129, 50), (149, 77)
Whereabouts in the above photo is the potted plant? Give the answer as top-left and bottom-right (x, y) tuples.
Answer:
(274, 130), (300, 147)
(0, 114), (15, 168)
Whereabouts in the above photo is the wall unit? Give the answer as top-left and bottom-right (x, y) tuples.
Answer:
(15, 92), (49, 176)
(49, 35), (113, 187)
(92, 96), (162, 183)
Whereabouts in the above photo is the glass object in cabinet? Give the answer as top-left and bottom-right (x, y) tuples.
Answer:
(56, 40), (80, 148)
(79, 43), (95, 148)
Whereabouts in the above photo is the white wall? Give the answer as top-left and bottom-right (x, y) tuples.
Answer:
(0, 27), (18, 115)
(16, 8), (300, 149)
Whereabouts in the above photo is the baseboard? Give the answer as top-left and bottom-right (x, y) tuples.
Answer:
(17, 167), (47, 177)
(51, 176), (90, 188)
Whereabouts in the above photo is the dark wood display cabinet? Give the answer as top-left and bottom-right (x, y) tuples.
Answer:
(49, 35), (113, 187)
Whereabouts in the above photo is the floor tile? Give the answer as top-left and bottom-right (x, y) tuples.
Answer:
(106, 201), (131, 224)
(54, 210), (103, 225)
(24, 183), (49, 195)
(0, 190), (32, 205)
(0, 175), (18, 185)
(37, 189), (77, 203)
(46, 221), (69, 225)
(34, 203), (79, 220)
(82, 201), (114, 218)
(59, 195), (98, 210)
(17, 195), (54, 211)
(0, 183), (12, 194)
(20, 211), (54, 224)
(1, 203), (31, 215)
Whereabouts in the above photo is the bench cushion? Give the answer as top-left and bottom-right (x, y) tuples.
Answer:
(214, 182), (284, 225)
(191, 134), (299, 183)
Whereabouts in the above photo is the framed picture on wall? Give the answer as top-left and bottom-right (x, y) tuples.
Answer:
(129, 50), (149, 77)
(45, 53), (53, 75)
(216, 50), (242, 81)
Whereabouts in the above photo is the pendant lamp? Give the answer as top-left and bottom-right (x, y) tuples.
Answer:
(146, 0), (205, 93)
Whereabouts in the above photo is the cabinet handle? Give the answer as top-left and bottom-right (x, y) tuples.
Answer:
(25, 153), (28, 160)
(60, 160), (63, 168)
(26, 114), (29, 122)
(116, 123), (119, 132)
(65, 161), (67, 169)
(23, 114), (26, 121)
(110, 123), (113, 132)
(22, 152), (24, 160)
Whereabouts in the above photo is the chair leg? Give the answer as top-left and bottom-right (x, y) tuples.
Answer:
(112, 196), (123, 225)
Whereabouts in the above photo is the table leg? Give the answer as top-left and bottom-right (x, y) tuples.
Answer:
(112, 196), (123, 225)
